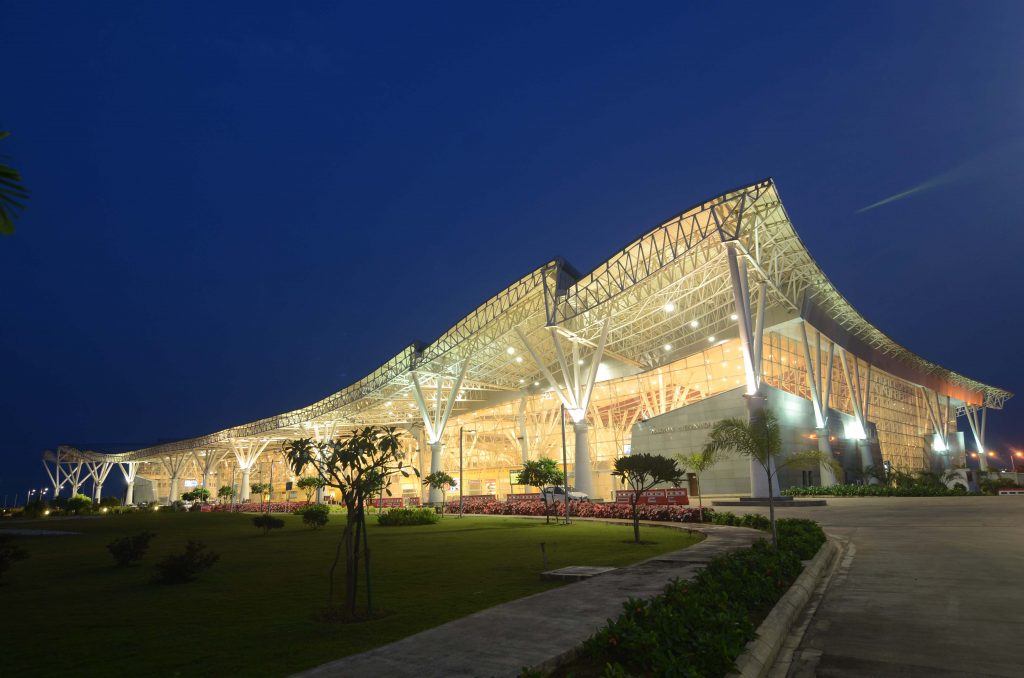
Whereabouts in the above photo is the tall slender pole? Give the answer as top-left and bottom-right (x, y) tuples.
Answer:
(561, 404), (570, 525)
(459, 426), (464, 518)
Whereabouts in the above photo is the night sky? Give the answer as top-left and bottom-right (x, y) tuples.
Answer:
(3, 2), (1023, 501)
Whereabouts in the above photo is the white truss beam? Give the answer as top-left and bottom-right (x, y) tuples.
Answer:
(410, 357), (471, 503)
(800, 321), (837, 486)
(961, 405), (989, 472)
(119, 461), (140, 504)
(84, 461), (114, 501)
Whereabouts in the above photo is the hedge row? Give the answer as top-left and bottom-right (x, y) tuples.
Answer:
(563, 517), (826, 677)
(444, 499), (711, 523)
(782, 483), (968, 497)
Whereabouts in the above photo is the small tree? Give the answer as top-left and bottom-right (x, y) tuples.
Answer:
(107, 532), (156, 567)
(285, 427), (417, 619)
(252, 513), (285, 535)
(300, 504), (330, 529)
(704, 409), (837, 546)
(0, 535), (29, 581)
(675, 449), (721, 519)
(612, 453), (686, 543)
(250, 482), (271, 510)
(297, 476), (324, 504)
(184, 487), (210, 503)
(152, 540), (219, 584)
(217, 485), (235, 502)
(67, 494), (94, 515)
(517, 458), (565, 524)
(422, 471), (454, 517)
(0, 131), (29, 236)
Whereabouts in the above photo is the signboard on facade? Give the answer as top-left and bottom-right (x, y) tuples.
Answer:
(183, 480), (198, 488)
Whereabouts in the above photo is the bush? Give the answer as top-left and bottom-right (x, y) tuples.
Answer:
(296, 504), (330, 529)
(166, 500), (188, 512)
(106, 531), (156, 567)
(783, 482), (973, 497)
(21, 500), (45, 519)
(582, 540), (802, 677)
(252, 513), (285, 534)
(67, 494), (94, 514)
(99, 496), (121, 508)
(443, 499), (711, 523)
(776, 518), (826, 560)
(0, 536), (29, 582)
(377, 508), (440, 526)
(979, 477), (1018, 496)
(710, 512), (771, 530)
(152, 540), (219, 584)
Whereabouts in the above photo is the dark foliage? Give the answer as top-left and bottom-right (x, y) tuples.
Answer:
(106, 531), (156, 567)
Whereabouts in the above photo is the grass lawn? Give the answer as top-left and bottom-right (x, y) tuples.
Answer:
(2, 512), (702, 676)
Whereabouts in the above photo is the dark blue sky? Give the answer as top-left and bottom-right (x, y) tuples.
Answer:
(3, 2), (1023, 499)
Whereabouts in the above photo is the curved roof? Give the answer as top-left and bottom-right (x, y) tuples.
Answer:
(56, 179), (1011, 463)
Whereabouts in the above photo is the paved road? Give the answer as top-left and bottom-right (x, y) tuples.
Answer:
(720, 497), (1024, 677)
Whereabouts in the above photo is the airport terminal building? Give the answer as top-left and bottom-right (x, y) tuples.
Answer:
(45, 180), (1012, 503)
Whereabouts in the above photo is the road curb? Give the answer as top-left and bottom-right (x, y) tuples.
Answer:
(726, 538), (840, 678)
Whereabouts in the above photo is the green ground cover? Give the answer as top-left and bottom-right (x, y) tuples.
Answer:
(2, 513), (701, 677)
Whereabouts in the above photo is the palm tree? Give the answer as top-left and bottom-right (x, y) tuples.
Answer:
(675, 449), (720, 519)
(704, 409), (837, 546)
(0, 131), (29, 235)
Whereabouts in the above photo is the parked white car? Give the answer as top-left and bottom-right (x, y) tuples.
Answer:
(540, 486), (589, 503)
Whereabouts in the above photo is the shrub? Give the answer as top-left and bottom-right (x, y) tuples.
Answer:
(106, 531), (156, 567)
(152, 540), (219, 584)
(252, 513), (285, 534)
(783, 482), (974, 497)
(296, 504), (330, 529)
(0, 536), (29, 582)
(166, 500), (188, 512)
(776, 518), (827, 560)
(99, 496), (121, 508)
(979, 477), (1018, 496)
(442, 499), (712, 523)
(21, 500), (45, 519)
(583, 540), (802, 677)
(377, 508), (439, 526)
(67, 494), (94, 514)
(710, 512), (771, 530)
(189, 502), (203, 512)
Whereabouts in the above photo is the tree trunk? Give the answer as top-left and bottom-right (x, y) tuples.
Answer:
(543, 497), (550, 524)
(350, 508), (363, 617)
(363, 512), (373, 615)
(764, 464), (778, 547)
(631, 495), (640, 543)
(329, 518), (349, 609)
(696, 473), (703, 521)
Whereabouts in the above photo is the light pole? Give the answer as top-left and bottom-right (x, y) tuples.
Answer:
(560, 404), (570, 525)
(458, 428), (476, 518)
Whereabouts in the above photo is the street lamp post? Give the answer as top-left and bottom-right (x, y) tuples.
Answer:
(560, 404), (570, 525)
(458, 428), (476, 518)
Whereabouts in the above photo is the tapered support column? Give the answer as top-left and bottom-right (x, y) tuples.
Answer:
(119, 461), (139, 505)
(572, 420), (594, 497)
(94, 483), (104, 502)
(169, 475), (180, 502)
(428, 441), (444, 504)
(240, 468), (251, 501)
(817, 431), (838, 486)
(518, 396), (529, 464)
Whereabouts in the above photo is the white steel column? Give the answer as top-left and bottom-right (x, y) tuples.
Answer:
(86, 461), (114, 502)
(42, 454), (61, 498)
(192, 449), (226, 490)
(311, 422), (337, 503)
(726, 243), (776, 496)
(229, 439), (271, 502)
(119, 461), (139, 505)
(839, 349), (875, 479)
(518, 396), (529, 464)
(410, 358), (470, 504)
(963, 405), (989, 471)
(63, 459), (86, 497)
(163, 454), (189, 502)
(515, 318), (609, 497)
(800, 321), (837, 486)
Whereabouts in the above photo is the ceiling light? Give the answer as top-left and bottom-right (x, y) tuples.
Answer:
(690, 320), (699, 329)
(708, 335), (716, 343)
(515, 356), (523, 363)
(730, 313), (738, 321)
(663, 302), (676, 313)
(663, 344), (672, 351)
(519, 378), (525, 383)
(506, 346), (516, 355)
(533, 381), (540, 387)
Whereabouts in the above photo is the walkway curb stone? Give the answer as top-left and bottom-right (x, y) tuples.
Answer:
(726, 538), (840, 678)
(293, 518), (762, 678)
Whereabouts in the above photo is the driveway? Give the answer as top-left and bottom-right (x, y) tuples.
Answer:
(718, 496), (1024, 677)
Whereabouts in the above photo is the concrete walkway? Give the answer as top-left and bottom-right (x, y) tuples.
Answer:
(715, 497), (1024, 678)
(296, 520), (762, 678)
